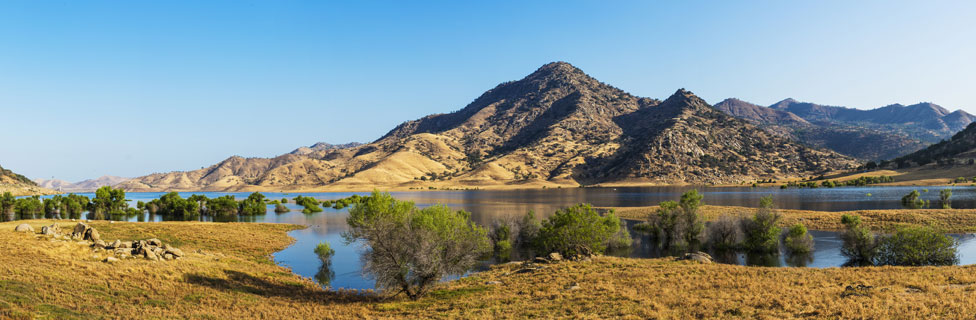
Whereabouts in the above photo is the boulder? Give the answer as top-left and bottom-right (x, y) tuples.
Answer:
(103, 256), (119, 263)
(120, 241), (132, 249)
(681, 252), (713, 264)
(93, 240), (107, 249)
(533, 257), (550, 264)
(163, 253), (174, 260)
(14, 224), (34, 233)
(147, 238), (162, 247)
(83, 228), (100, 242)
(72, 223), (88, 239)
(548, 252), (563, 262)
(108, 240), (121, 249)
(144, 249), (158, 261)
(165, 247), (185, 258)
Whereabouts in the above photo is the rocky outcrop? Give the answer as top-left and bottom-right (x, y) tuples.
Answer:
(680, 251), (713, 264)
(16, 222), (186, 262)
(14, 224), (33, 232)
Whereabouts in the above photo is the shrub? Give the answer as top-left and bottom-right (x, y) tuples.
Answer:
(294, 195), (323, 213)
(15, 196), (43, 219)
(91, 186), (127, 216)
(839, 214), (878, 264)
(281, 198), (288, 204)
(148, 192), (200, 220)
(537, 204), (622, 257)
(239, 192), (267, 215)
(206, 195), (239, 216)
(607, 219), (632, 250)
(274, 203), (289, 213)
(783, 223), (814, 254)
(647, 190), (705, 250)
(343, 191), (489, 300)
(314, 242), (335, 262)
(516, 210), (541, 248)
(875, 225), (958, 266)
(901, 190), (924, 209)
(1, 192), (16, 221)
(707, 214), (742, 250)
(741, 196), (781, 253)
(940, 189), (952, 209)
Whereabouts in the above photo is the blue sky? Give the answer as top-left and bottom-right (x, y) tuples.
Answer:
(1, 1), (974, 181)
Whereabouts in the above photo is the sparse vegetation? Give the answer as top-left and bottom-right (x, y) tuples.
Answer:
(646, 190), (705, 251)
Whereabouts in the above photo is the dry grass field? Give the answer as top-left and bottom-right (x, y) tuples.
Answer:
(609, 205), (976, 233)
(3, 219), (976, 319)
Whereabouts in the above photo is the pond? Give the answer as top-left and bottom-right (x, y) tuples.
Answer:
(23, 185), (976, 290)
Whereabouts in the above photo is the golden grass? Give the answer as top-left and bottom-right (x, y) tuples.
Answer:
(609, 205), (976, 233)
(3, 220), (976, 319)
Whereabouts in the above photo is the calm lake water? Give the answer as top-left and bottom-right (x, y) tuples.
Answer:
(28, 186), (976, 290)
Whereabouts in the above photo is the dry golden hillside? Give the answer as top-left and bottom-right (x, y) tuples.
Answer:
(118, 62), (856, 192)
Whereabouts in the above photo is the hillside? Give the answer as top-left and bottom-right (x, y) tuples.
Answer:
(35, 175), (131, 192)
(0, 164), (54, 196)
(118, 62), (856, 192)
(714, 97), (971, 160)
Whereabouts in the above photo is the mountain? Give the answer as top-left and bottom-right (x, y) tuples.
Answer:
(891, 122), (976, 168)
(1, 164), (53, 196)
(715, 98), (972, 160)
(35, 176), (131, 192)
(289, 142), (363, 155)
(117, 62), (856, 192)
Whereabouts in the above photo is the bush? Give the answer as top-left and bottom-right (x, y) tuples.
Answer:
(148, 192), (200, 220)
(274, 203), (289, 213)
(343, 191), (489, 300)
(294, 195), (323, 213)
(875, 225), (958, 266)
(91, 186), (127, 216)
(239, 192), (267, 215)
(314, 242), (335, 262)
(647, 190), (705, 250)
(839, 214), (878, 264)
(707, 214), (742, 250)
(901, 190), (925, 209)
(206, 195), (239, 216)
(940, 189), (952, 209)
(537, 204), (622, 257)
(741, 196), (781, 253)
(783, 223), (814, 254)
(607, 219), (632, 250)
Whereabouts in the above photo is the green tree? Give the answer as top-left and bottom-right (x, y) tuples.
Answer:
(0, 192), (15, 221)
(536, 204), (622, 257)
(940, 189), (952, 209)
(839, 214), (878, 264)
(343, 191), (489, 300)
(239, 192), (267, 215)
(876, 225), (958, 266)
(148, 192), (200, 220)
(15, 196), (43, 219)
(43, 195), (63, 218)
(91, 186), (127, 216)
(783, 223), (814, 254)
(741, 196), (781, 253)
(206, 195), (239, 216)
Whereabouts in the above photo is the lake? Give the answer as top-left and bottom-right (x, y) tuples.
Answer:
(24, 185), (976, 290)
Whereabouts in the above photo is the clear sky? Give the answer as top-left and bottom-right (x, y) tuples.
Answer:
(1, 1), (974, 181)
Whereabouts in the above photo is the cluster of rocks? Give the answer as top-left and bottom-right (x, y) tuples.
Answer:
(679, 251), (713, 264)
(13, 222), (185, 263)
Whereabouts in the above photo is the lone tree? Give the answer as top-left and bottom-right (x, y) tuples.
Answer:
(343, 191), (489, 300)
(741, 196), (782, 253)
(940, 189), (952, 209)
(537, 203), (624, 257)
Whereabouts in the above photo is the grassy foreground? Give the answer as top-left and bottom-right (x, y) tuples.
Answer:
(609, 205), (976, 233)
(3, 220), (976, 319)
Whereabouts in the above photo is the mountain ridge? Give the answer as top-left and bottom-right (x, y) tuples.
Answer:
(117, 62), (856, 192)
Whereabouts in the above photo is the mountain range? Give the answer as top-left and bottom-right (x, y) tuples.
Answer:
(116, 62), (856, 192)
(714, 98), (975, 160)
(34, 176), (131, 192)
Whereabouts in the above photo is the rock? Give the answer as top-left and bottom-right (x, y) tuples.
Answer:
(84, 228), (100, 242)
(152, 247), (164, 256)
(103, 256), (119, 263)
(566, 282), (581, 290)
(533, 257), (550, 264)
(166, 247), (185, 258)
(109, 221), (115, 224)
(72, 223), (88, 239)
(93, 240), (107, 249)
(548, 252), (563, 262)
(144, 249), (158, 261)
(108, 240), (121, 249)
(147, 238), (162, 247)
(14, 224), (34, 233)
(120, 241), (132, 249)
(681, 252), (713, 264)
(163, 253), (174, 260)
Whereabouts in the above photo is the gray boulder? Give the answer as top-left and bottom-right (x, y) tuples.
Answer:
(83, 228), (100, 242)
(14, 224), (34, 233)
(108, 240), (121, 249)
(681, 251), (713, 264)
(72, 223), (88, 239)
